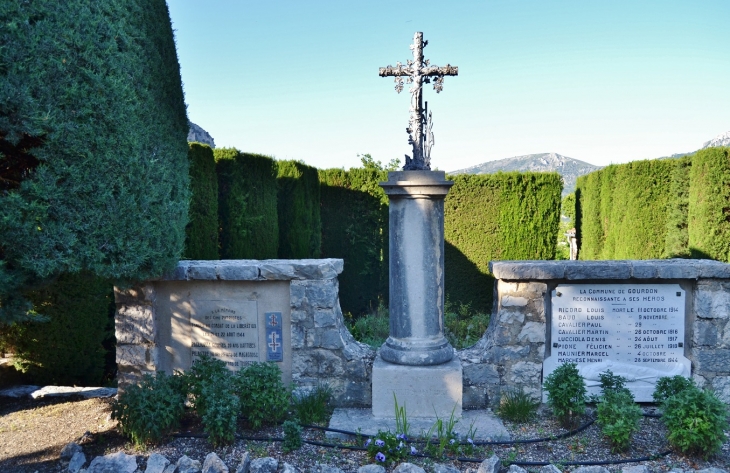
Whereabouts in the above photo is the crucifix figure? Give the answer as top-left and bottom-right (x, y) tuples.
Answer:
(379, 32), (458, 170)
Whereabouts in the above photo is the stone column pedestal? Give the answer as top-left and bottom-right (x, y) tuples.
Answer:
(378, 170), (455, 365)
(372, 170), (462, 418)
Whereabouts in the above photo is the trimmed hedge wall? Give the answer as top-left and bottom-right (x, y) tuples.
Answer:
(215, 149), (279, 259)
(185, 143), (219, 260)
(664, 156), (692, 258)
(575, 159), (676, 260)
(688, 147), (730, 261)
(277, 161), (322, 258)
(1, 273), (114, 386)
(444, 172), (562, 312)
(319, 168), (389, 316)
(0, 0), (189, 324)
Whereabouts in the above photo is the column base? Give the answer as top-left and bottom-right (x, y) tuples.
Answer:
(379, 336), (454, 366)
(372, 354), (462, 418)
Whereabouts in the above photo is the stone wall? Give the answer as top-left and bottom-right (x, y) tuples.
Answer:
(462, 259), (730, 408)
(115, 259), (375, 407)
(117, 259), (730, 410)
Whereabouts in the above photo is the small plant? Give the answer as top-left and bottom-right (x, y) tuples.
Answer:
(187, 353), (229, 411)
(365, 430), (412, 466)
(498, 388), (539, 423)
(597, 369), (627, 395)
(235, 362), (289, 430)
(596, 389), (642, 452)
(543, 362), (587, 428)
(282, 420), (303, 452)
(443, 300), (490, 349)
(653, 375), (695, 403)
(112, 372), (185, 446)
(394, 394), (411, 440)
(347, 303), (390, 348)
(291, 383), (333, 425)
(423, 405), (460, 459)
(661, 385), (729, 458)
(199, 373), (240, 446)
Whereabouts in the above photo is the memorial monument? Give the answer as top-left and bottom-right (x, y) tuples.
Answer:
(373, 32), (462, 418)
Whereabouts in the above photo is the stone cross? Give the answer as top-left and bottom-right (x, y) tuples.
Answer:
(379, 32), (458, 170)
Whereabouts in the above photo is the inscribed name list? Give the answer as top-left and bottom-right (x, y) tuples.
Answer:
(543, 284), (690, 402)
(190, 300), (259, 370)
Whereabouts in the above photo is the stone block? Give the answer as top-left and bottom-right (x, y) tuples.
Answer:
(490, 261), (565, 280)
(187, 264), (218, 280)
(629, 262), (658, 279)
(498, 310), (525, 324)
(695, 283), (730, 319)
(372, 355), (462, 418)
(314, 309), (337, 328)
(486, 346), (530, 363)
(694, 348), (730, 373)
(693, 320), (718, 346)
(316, 329), (345, 349)
(711, 375), (730, 404)
(115, 304), (155, 344)
(116, 345), (147, 367)
(462, 385), (487, 409)
(518, 322), (545, 343)
(509, 361), (542, 384)
(216, 262), (259, 280)
(306, 281), (338, 309)
(654, 261), (699, 279)
(565, 262), (631, 280)
(501, 295), (528, 307)
(463, 364), (499, 385)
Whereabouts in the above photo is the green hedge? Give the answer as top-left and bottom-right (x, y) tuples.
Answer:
(319, 168), (389, 316)
(575, 160), (676, 260)
(0, 0), (189, 323)
(444, 172), (562, 312)
(215, 149), (278, 259)
(185, 143), (219, 259)
(688, 147), (730, 261)
(277, 161), (321, 258)
(1, 273), (114, 386)
(664, 156), (692, 258)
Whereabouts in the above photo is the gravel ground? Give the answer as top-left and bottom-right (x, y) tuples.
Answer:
(0, 398), (728, 473)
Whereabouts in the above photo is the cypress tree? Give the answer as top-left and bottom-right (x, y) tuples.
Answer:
(277, 160), (322, 258)
(0, 0), (189, 323)
(185, 143), (219, 260)
(688, 147), (730, 261)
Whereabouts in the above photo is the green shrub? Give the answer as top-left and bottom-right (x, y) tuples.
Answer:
(1, 272), (113, 386)
(596, 389), (642, 452)
(445, 172), (561, 313)
(688, 147), (730, 261)
(575, 159), (676, 259)
(346, 303), (390, 348)
(661, 385), (728, 458)
(112, 372), (186, 446)
(186, 354), (228, 412)
(235, 362), (289, 430)
(277, 160), (321, 258)
(0, 0), (189, 323)
(215, 149), (278, 259)
(185, 142), (219, 259)
(199, 372), (240, 446)
(543, 362), (587, 428)
(597, 369), (628, 395)
(291, 383), (333, 425)
(497, 388), (539, 423)
(444, 300), (490, 349)
(663, 156), (692, 258)
(282, 420), (303, 452)
(653, 375), (696, 404)
(319, 167), (389, 316)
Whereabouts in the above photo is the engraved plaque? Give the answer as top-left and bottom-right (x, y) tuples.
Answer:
(190, 300), (258, 370)
(543, 283), (690, 402)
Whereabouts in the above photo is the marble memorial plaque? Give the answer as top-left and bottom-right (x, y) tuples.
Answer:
(190, 300), (259, 370)
(543, 283), (690, 402)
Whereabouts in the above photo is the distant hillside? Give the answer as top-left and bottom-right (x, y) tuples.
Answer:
(450, 152), (601, 197)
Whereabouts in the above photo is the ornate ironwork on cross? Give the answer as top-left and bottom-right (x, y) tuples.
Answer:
(379, 32), (458, 170)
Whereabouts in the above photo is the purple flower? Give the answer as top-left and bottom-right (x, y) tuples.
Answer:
(449, 439), (455, 444)
(375, 439), (385, 447)
(396, 433), (407, 440)
(375, 452), (386, 462)
(364, 439), (371, 447)
(467, 438), (474, 445)
(410, 446), (418, 455)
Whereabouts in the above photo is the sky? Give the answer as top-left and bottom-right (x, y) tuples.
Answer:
(167, 0), (730, 172)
